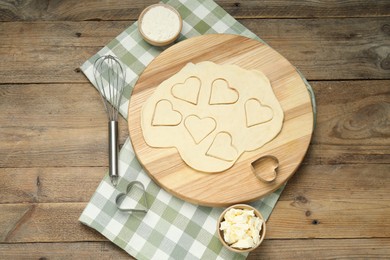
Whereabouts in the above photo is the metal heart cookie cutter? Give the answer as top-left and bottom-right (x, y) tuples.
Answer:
(115, 181), (149, 213)
(251, 155), (279, 183)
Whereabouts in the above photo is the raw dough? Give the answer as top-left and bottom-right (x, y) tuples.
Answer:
(184, 115), (216, 144)
(245, 98), (273, 127)
(209, 79), (239, 105)
(171, 76), (201, 105)
(206, 132), (238, 162)
(141, 61), (284, 172)
(152, 99), (182, 126)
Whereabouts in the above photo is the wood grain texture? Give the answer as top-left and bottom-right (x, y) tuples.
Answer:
(0, 0), (389, 21)
(0, 21), (128, 47)
(249, 238), (390, 259)
(1, 239), (390, 259)
(281, 164), (390, 201)
(0, 164), (387, 243)
(0, 161), (387, 243)
(0, 164), (388, 204)
(128, 34), (313, 206)
(0, 196), (389, 243)
(0, 45), (99, 83)
(0, 83), (128, 167)
(0, 81), (387, 168)
(305, 80), (390, 165)
(0, 167), (103, 204)
(267, 199), (390, 239)
(0, 0), (389, 257)
(0, 203), (104, 243)
(0, 242), (133, 259)
(241, 18), (390, 80)
(0, 18), (389, 83)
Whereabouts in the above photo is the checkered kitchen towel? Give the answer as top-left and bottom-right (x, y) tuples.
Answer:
(79, 0), (316, 259)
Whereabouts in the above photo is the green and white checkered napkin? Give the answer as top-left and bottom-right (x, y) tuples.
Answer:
(79, 0), (316, 259)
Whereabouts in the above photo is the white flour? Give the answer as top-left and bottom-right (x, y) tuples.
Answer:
(141, 6), (181, 42)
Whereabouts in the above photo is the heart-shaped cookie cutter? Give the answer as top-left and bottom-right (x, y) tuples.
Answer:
(251, 155), (279, 183)
(115, 181), (148, 213)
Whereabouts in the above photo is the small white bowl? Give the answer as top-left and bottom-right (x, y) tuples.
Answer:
(138, 4), (182, 46)
(217, 204), (266, 253)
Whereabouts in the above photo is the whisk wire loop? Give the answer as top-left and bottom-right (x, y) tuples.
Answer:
(93, 55), (126, 121)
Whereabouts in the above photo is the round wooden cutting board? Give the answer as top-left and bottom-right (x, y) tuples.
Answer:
(128, 34), (314, 207)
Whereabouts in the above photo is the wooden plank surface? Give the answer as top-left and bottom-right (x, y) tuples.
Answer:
(0, 0), (389, 21)
(1, 164), (389, 204)
(1, 81), (387, 168)
(1, 239), (390, 259)
(0, 203), (104, 243)
(0, 167), (103, 204)
(0, 18), (389, 83)
(0, 83), (128, 167)
(304, 80), (390, 165)
(0, 163), (388, 242)
(0, 0), (389, 258)
(249, 238), (390, 259)
(1, 196), (389, 243)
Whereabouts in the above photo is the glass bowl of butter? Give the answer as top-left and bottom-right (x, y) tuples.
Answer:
(217, 204), (266, 253)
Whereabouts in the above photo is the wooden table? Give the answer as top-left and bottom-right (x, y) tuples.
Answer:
(0, 1), (389, 258)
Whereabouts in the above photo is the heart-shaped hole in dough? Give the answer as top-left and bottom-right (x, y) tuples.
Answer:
(206, 132), (238, 162)
(245, 98), (274, 127)
(251, 155), (279, 183)
(184, 115), (216, 144)
(115, 181), (148, 213)
(152, 99), (182, 126)
(209, 78), (239, 105)
(171, 76), (201, 105)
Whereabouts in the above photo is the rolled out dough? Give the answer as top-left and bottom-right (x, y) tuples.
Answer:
(141, 61), (284, 172)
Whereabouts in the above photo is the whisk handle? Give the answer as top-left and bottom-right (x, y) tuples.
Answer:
(109, 120), (119, 186)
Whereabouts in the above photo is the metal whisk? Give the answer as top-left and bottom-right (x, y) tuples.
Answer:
(93, 55), (126, 187)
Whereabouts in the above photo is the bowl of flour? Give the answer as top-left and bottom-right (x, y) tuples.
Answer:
(138, 4), (182, 46)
